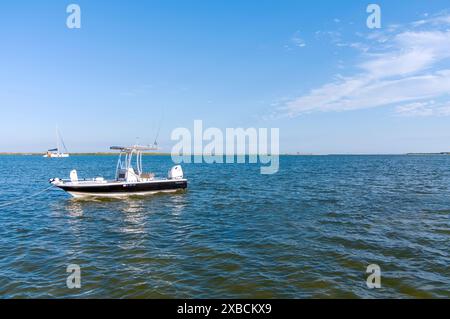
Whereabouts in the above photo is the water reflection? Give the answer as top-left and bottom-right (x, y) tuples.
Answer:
(48, 199), (86, 241)
(170, 193), (188, 216)
(65, 200), (84, 218)
(120, 198), (147, 235)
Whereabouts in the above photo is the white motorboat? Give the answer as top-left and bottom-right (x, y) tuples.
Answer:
(50, 145), (187, 198)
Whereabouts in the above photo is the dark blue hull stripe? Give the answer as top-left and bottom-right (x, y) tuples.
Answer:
(58, 180), (187, 193)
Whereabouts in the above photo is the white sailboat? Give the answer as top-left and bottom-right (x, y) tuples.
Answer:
(44, 127), (70, 158)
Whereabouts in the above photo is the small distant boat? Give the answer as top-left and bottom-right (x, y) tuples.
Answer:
(44, 127), (69, 158)
(44, 149), (69, 158)
(50, 145), (187, 198)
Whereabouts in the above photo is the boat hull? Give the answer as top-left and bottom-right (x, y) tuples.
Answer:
(44, 153), (69, 158)
(56, 179), (187, 198)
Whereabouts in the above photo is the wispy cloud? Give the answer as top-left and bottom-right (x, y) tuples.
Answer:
(290, 30), (306, 48)
(120, 84), (153, 97)
(280, 12), (450, 117)
(395, 100), (450, 117)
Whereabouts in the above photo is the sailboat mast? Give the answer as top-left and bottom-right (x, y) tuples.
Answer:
(56, 126), (60, 155)
(55, 126), (59, 153)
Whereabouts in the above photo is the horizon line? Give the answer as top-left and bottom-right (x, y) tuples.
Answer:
(1, 152), (449, 156)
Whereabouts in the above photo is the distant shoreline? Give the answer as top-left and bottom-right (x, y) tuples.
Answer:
(0, 152), (172, 156)
(405, 152), (450, 155)
(0, 152), (449, 156)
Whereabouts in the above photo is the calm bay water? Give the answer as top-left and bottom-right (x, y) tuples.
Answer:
(0, 155), (449, 298)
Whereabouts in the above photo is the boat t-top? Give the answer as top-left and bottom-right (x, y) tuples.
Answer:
(44, 127), (69, 158)
(50, 145), (187, 198)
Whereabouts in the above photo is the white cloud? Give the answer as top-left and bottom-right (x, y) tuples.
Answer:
(315, 30), (342, 45)
(395, 100), (450, 117)
(284, 70), (450, 115)
(291, 31), (306, 48)
(281, 13), (450, 117)
(412, 11), (450, 27)
(395, 101), (434, 116)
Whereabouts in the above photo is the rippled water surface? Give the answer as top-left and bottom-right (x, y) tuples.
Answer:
(0, 155), (449, 298)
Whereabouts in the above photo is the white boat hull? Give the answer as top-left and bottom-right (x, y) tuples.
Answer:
(44, 153), (69, 158)
(67, 189), (180, 198)
(51, 178), (188, 198)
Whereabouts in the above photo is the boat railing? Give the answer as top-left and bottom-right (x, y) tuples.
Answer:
(58, 177), (108, 183)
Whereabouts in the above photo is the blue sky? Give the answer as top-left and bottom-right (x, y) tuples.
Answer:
(1, 0), (450, 153)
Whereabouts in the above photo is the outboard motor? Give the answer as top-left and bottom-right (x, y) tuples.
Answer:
(168, 165), (183, 179)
